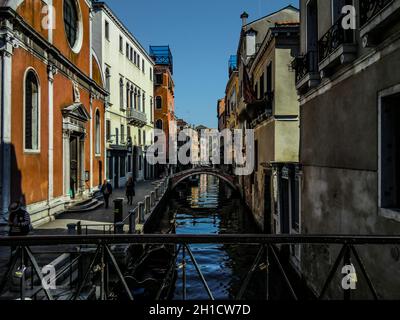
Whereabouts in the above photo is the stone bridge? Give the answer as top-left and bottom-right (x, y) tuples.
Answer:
(170, 167), (239, 191)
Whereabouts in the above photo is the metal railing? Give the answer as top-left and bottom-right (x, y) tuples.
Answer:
(360, 0), (394, 27)
(127, 108), (147, 126)
(293, 50), (318, 83)
(1, 234), (399, 300)
(318, 15), (354, 62)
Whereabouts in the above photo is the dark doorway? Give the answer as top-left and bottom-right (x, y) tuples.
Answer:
(114, 156), (119, 188)
(279, 174), (290, 234)
(70, 135), (79, 198)
(264, 173), (272, 233)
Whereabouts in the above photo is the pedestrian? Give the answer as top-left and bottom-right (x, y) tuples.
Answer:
(101, 179), (113, 209)
(126, 176), (135, 205)
(8, 201), (32, 237)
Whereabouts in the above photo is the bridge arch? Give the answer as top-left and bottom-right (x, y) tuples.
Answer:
(170, 167), (239, 192)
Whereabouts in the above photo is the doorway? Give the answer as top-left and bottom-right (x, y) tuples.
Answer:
(114, 155), (119, 188)
(70, 135), (79, 199)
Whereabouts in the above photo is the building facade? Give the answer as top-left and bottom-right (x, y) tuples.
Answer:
(294, 0), (400, 298)
(0, 0), (107, 227)
(236, 6), (300, 233)
(150, 46), (175, 177)
(92, 2), (155, 188)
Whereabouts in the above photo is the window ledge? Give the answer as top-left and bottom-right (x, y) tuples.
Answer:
(379, 207), (400, 222)
(296, 72), (320, 92)
(319, 44), (357, 75)
(24, 149), (41, 155)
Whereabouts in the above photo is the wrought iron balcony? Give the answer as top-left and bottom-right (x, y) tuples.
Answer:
(293, 50), (318, 84)
(360, 0), (394, 27)
(127, 108), (147, 127)
(318, 16), (354, 63)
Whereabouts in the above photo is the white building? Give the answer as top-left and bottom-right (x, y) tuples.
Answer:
(92, 2), (155, 188)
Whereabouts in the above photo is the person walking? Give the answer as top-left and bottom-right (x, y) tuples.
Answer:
(125, 177), (135, 205)
(101, 180), (113, 209)
(8, 201), (32, 237)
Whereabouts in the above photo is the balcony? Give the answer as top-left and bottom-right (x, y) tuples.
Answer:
(292, 50), (320, 93)
(318, 16), (357, 76)
(127, 108), (147, 128)
(247, 92), (274, 127)
(360, 0), (400, 46)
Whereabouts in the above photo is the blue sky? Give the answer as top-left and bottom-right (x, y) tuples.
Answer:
(105, 0), (297, 128)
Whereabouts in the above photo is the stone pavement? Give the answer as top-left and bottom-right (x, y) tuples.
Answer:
(34, 179), (163, 235)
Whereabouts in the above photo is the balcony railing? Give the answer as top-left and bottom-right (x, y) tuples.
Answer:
(1, 234), (399, 300)
(318, 15), (354, 62)
(293, 50), (318, 83)
(360, 0), (394, 27)
(127, 108), (147, 127)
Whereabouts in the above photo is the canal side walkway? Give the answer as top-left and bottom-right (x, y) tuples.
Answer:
(34, 179), (163, 235)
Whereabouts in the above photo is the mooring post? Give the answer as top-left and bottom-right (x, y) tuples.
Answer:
(129, 208), (137, 234)
(138, 202), (145, 224)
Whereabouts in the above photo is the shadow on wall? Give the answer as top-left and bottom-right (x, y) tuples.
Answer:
(1, 143), (25, 222)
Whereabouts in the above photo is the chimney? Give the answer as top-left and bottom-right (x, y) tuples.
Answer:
(240, 11), (249, 26)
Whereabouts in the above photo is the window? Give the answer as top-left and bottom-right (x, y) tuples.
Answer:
(121, 124), (124, 144)
(259, 73), (265, 98)
(150, 67), (153, 81)
(137, 54), (140, 67)
(380, 93), (400, 210)
(156, 119), (163, 130)
(127, 126), (131, 140)
(105, 67), (110, 92)
(133, 88), (137, 109)
(106, 120), (111, 141)
(119, 35), (123, 53)
(155, 73), (163, 85)
(150, 97), (154, 122)
(126, 43), (129, 58)
(142, 59), (145, 73)
(138, 129), (141, 146)
(143, 130), (146, 146)
(331, 0), (348, 23)
(119, 78), (124, 109)
(130, 47), (133, 61)
(24, 70), (39, 151)
(130, 86), (134, 109)
(138, 90), (141, 111)
(142, 93), (146, 112)
(63, 0), (79, 48)
(266, 62), (272, 93)
(126, 82), (130, 109)
(105, 20), (109, 40)
(95, 110), (101, 154)
(115, 128), (119, 145)
(155, 96), (162, 109)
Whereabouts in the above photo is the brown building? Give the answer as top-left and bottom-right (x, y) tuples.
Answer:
(217, 98), (226, 131)
(150, 46), (175, 174)
(0, 0), (107, 227)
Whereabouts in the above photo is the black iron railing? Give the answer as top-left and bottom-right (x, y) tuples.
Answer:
(319, 16), (354, 62)
(1, 234), (399, 301)
(293, 50), (318, 83)
(360, 0), (394, 27)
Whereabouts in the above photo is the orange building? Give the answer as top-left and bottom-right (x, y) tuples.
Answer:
(150, 46), (175, 175)
(0, 0), (107, 226)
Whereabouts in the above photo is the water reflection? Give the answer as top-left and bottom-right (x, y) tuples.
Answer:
(166, 175), (264, 300)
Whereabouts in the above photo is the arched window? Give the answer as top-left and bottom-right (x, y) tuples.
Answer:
(155, 119), (163, 130)
(155, 96), (162, 109)
(25, 70), (39, 151)
(64, 0), (79, 48)
(126, 82), (130, 109)
(105, 68), (110, 92)
(137, 90), (141, 111)
(95, 110), (101, 154)
(130, 85), (134, 109)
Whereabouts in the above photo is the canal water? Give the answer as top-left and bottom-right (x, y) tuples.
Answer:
(153, 174), (291, 300)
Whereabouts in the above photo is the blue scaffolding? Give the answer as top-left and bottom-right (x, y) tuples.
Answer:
(149, 45), (173, 74)
(229, 55), (237, 74)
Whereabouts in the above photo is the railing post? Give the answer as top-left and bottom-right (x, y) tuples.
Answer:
(150, 191), (156, 207)
(155, 187), (160, 200)
(129, 209), (137, 234)
(145, 195), (151, 214)
(113, 198), (124, 224)
(115, 222), (124, 234)
(138, 202), (145, 224)
(67, 223), (77, 235)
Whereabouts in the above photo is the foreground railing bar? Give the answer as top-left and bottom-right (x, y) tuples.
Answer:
(269, 245), (298, 301)
(1, 234), (400, 246)
(236, 245), (264, 300)
(350, 245), (379, 300)
(184, 244), (215, 300)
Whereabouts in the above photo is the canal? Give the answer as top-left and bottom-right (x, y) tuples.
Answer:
(150, 174), (303, 300)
